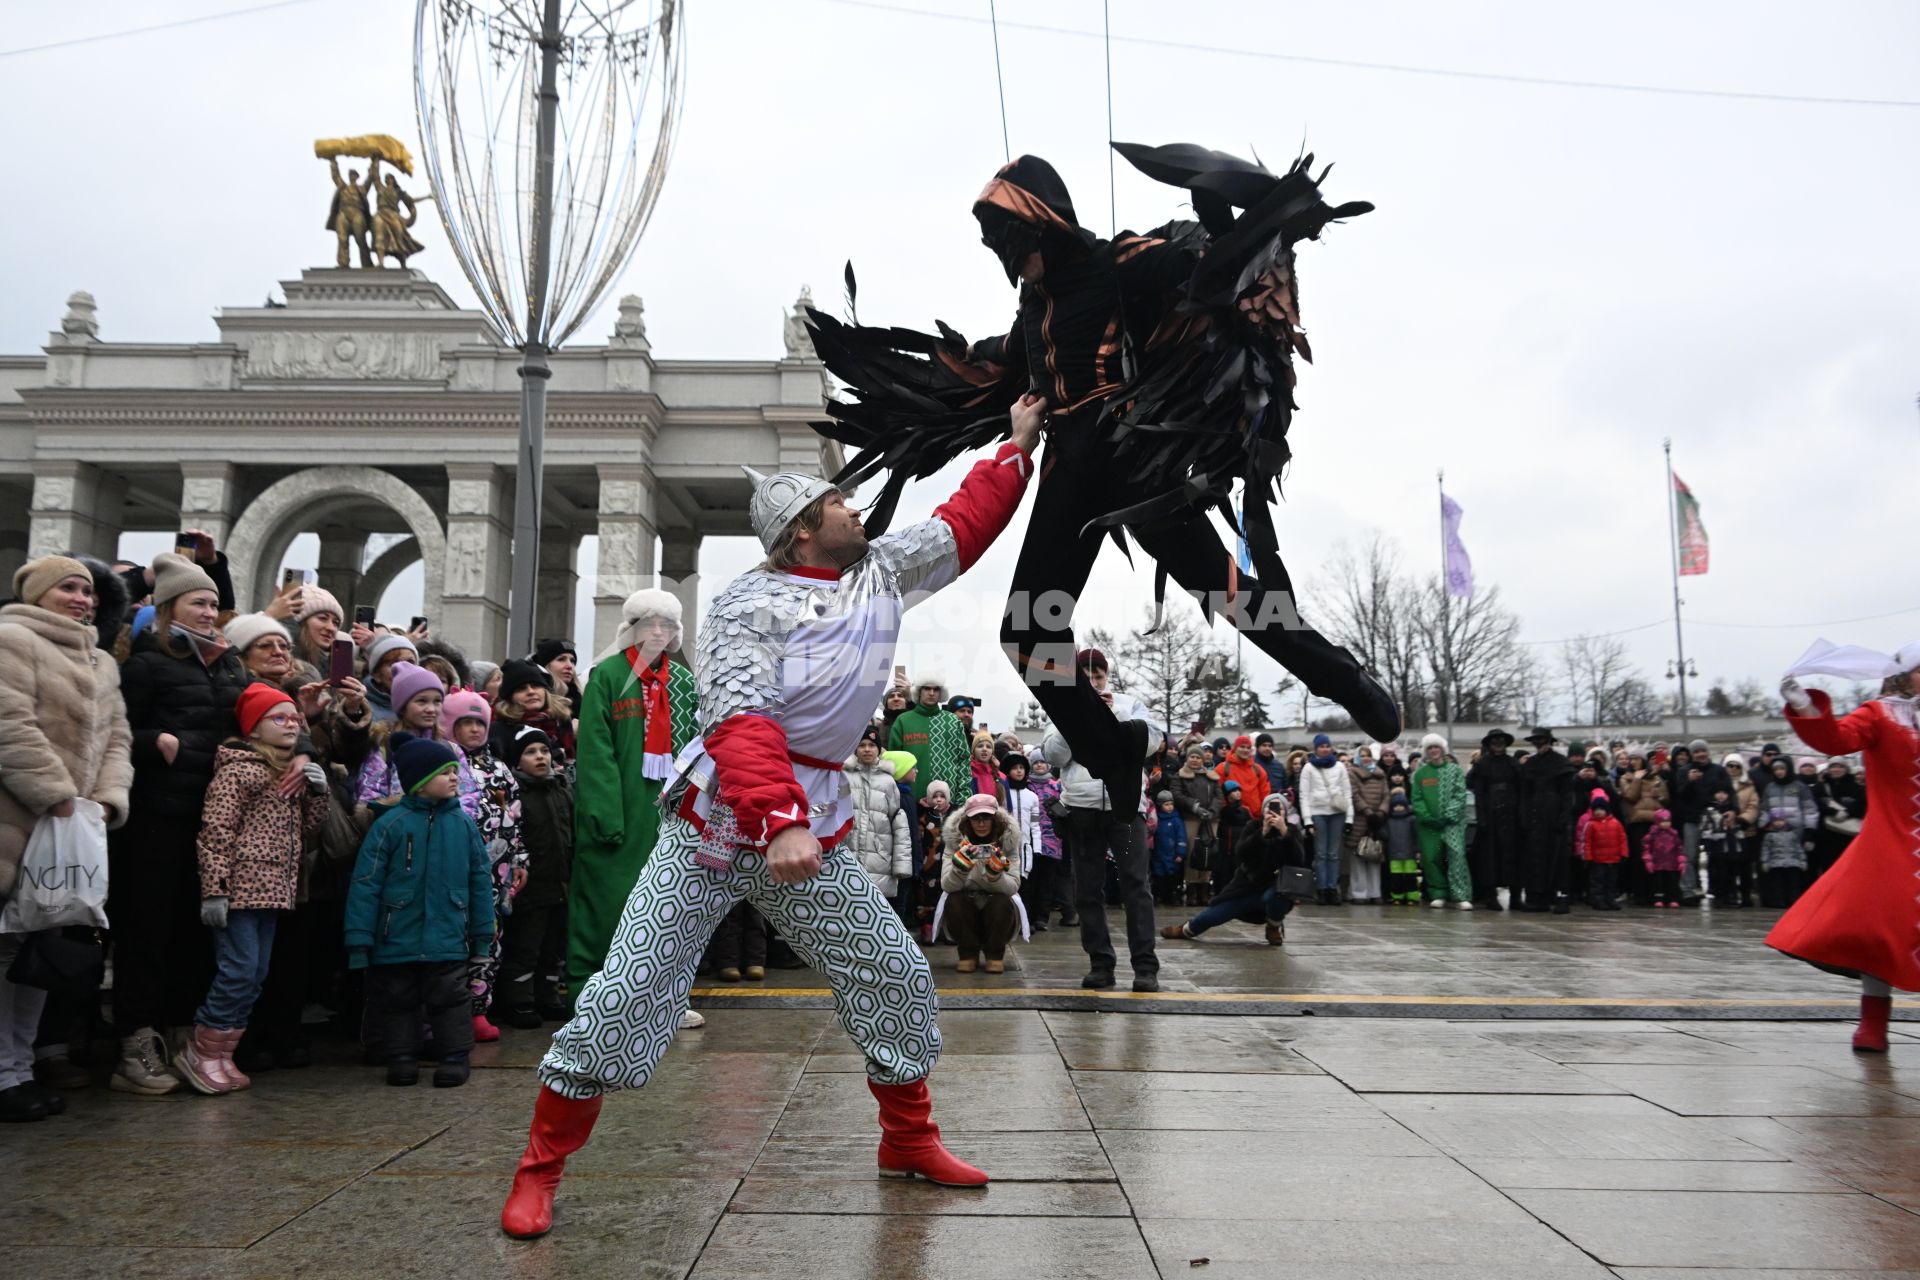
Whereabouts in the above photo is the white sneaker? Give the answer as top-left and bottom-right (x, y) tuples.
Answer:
(679, 1009), (706, 1030)
(1455, 900), (1475, 910)
(1426, 899), (1445, 909)
(110, 1027), (181, 1096)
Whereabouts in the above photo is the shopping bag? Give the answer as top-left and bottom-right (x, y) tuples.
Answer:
(6, 926), (105, 996)
(0, 798), (110, 933)
(1355, 835), (1384, 865)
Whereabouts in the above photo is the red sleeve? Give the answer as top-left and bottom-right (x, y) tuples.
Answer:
(933, 441), (1034, 573)
(1786, 689), (1874, 756)
(705, 714), (810, 846)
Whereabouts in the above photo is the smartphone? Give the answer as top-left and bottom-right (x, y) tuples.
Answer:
(194, 534), (214, 559)
(174, 532), (198, 555)
(410, 615), (429, 633)
(354, 605), (376, 628)
(282, 568), (306, 590)
(327, 638), (356, 685)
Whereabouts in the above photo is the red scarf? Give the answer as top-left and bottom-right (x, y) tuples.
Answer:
(629, 647), (674, 780)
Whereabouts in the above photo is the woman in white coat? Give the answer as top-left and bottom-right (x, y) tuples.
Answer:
(1297, 732), (1354, 905)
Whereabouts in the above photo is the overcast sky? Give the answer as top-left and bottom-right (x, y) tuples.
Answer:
(5, 1), (1916, 730)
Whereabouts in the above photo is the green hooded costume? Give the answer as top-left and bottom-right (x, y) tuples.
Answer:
(566, 646), (699, 997)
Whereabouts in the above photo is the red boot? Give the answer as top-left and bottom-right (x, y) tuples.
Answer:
(1853, 994), (1892, 1053)
(500, 1087), (605, 1238)
(473, 1014), (501, 1043)
(869, 1079), (989, 1187)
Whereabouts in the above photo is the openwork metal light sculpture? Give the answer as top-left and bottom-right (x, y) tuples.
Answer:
(415, 0), (686, 654)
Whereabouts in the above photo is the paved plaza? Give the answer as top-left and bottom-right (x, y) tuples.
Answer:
(8, 909), (1920, 1278)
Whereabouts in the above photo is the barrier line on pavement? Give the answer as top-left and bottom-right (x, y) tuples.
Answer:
(691, 987), (1916, 1009)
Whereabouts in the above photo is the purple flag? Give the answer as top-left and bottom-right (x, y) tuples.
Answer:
(1441, 492), (1474, 598)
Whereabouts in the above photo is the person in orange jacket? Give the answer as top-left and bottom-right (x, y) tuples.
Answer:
(1212, 735), (1271, 817)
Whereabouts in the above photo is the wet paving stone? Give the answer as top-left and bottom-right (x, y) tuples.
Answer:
(1507, 1187), (1920, 1269)
(690, 1213), (1159, 1280)
(23, 917), (1920, 1280)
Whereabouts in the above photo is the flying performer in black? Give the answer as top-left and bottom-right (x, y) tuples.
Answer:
(806, 142), (1401, 813)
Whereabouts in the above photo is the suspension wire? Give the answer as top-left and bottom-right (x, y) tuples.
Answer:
(988, 0), (1010, 162)
(1103, 0), (1116, 236)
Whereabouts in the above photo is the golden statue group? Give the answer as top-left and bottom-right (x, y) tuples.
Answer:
(316, 134), (427, 270)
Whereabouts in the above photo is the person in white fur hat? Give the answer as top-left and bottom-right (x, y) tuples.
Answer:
(887, 670), (970, 804)
(565, 588), (701, 1013)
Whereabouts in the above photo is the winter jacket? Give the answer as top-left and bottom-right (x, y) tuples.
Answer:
(514, 769), (575, 910)
(573, 648), (698, 870)
(1297, 756), (1354, 819)
(1213, 755), (1272, 815)
(847, 758), (912, 896)
(939, 809), (1022, 895)
(196, 744), (328, 910)
(1575, 811), (1628, 865)
(1170, 766), (1224, 845)
(1729, 778), (1760, 831)
(1218, 813), (1307, 900)
(1618, 771), (1669, 824)
(343, 794), (494, 967)
(1349, 766), (1391, 830)
(464, 746), (525, 868)
(1411, 760), (1467, 829)
(356, 732), (483, 824)
(1255, 752), (1289, 796)
(968, 756), (1003, 803)
(1383, 808), (1419, 863)
(120, 628), (252, 822)
(1150, 807), (1188, 877)
(1570, 771), (1619, 820)
(1002, 779), (1045, 875)
(1759, 779), (1818, 871)
(1642, 824), (1686, 874)
(888, 704), (970, 802)
(0, 603), (134, 896)
(1028, 776), (1064, 858)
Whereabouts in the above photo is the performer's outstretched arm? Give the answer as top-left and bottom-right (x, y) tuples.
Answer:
(929, 394), (1042, 573)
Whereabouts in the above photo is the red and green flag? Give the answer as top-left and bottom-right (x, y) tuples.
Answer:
(1673, 474), (1709, 576)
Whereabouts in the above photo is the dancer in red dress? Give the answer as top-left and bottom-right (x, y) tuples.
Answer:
(1772, 643), (1920, 1052)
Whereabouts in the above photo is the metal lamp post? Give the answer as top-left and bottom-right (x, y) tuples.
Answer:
(415, 0), (686, 655)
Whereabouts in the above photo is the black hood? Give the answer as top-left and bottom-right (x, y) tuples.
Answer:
(974, 155), (1096, 284)
(72, 554), (130, 651)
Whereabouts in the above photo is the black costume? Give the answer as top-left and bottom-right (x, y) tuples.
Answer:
(1516, 744), (1576, 911)
(806, 145), (1399, 804)
(1466, 734), (1522, 906)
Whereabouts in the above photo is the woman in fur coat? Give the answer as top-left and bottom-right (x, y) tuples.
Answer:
(0, 557), (134, 1120)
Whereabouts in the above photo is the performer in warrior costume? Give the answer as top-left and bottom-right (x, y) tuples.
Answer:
(806, 143), (1401, 815)
(498, 398), (1043, 1239)
(1773, 643), (1920, 1053)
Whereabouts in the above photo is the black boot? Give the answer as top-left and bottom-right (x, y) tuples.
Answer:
(433, 1056), (471, 1088)
(387, 1057), (420, 1087)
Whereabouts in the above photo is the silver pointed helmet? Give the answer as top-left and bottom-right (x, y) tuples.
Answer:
(743, 465), (838, 552)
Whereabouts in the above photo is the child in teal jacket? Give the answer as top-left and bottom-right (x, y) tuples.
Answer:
(345, 734), (495, 1088)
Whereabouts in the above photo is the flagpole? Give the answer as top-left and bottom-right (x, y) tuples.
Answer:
(1438, 469), (1452, 743)
(1663, 439), (1692, 736)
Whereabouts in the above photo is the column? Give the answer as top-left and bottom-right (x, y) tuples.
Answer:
(442, 463), (511, 661)
(0, 498), (29, 591)
(659, 529), (702, 655)
(315, 525), (368, 611)
(533, 530), (579, 648)
(592, 463), (657, 655)
(179, 462), (239, 547)
(28, 461), (120, 560)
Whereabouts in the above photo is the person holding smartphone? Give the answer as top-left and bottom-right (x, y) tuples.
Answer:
(110, 553), (250, 1096)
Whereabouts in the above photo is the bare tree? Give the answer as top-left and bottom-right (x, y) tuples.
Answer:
(1193, 648), (1272, 732)
(1558, 634), (1638, 725)
(1412, 577), (1531, 724)
(1601, 676), (1663, 725)
(1111, 603), (1213, 740)
(1313, 534), (1428, 729)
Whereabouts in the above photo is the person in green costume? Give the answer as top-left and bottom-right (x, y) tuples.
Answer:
(566, 589), (701, 1021)
(1411, 732), (1473, 908)
(887, 672), (969, 802)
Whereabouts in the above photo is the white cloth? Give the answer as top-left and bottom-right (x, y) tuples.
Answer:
(1784, 638), (1920, 682)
